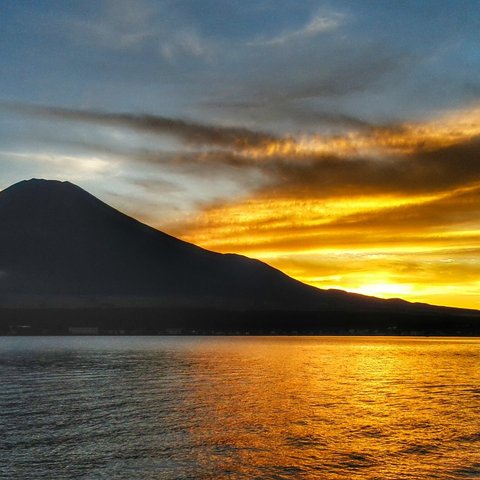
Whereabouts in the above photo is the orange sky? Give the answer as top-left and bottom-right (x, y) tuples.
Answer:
(3, 103), (480, 310)
(164, 105), (480, 310)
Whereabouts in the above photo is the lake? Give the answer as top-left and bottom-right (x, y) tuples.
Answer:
(1, 336), (480, 479)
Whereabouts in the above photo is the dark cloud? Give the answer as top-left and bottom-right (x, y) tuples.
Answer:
(2, 102), (280, 149)
(201, 99), (377, 131)
(145, 134), (480, 199)
(4, 102), (480, 203)
(253, 54), (407, 102)
(253, 136), (480, 198)
(127, 176), (184, 194)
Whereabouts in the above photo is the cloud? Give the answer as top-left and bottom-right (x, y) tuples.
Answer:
(200, 100), (376, 132)
(248, 10), (346, 46)
(328, 184), (480, 232)
(6, 101), (480, 203)
(3, 102), (279, 150)
(160, 30), (212, 60)
(217, 46), (408, 108)
(64, 0), (157, 51)
(166, 184), (480, 261)
(5, 100), (480, 229)
(0, 150), (115, 182)
(3, 101), (480, 309)
(259, 135), (480, 198)
(270, 252), (480, 287)
(132, 134), (480, 202)
(59, 0), (213, 59)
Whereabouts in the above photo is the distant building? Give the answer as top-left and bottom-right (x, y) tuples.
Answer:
(165, 328), (182, 335)
(68, 327), (99, 335)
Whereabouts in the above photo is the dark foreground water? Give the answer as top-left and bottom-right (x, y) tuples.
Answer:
(1, 336), (480, 479)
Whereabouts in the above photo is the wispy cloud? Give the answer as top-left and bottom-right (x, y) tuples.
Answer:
(59, 0), (212, 59)
(65, 0), (157, 51)
(5, 102), (480, 200)
(2, 102), (280, 150)
(248, 10), (346, 46)
(160, 30), (212, 60)
(0, 150), (115, 182)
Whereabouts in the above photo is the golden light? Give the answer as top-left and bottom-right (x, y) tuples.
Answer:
(163, 104), (480, 310)
(237, 103), (480, 160)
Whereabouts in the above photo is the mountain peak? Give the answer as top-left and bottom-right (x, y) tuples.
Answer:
(3, 178), (79, 195)
(0, 177), (322, 303)
(20, 178), (72, 185)
(0, 178), (112, 235)
(1, 177), (100, 203)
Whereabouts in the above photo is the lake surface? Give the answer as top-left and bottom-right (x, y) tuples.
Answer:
(1, 336), (480, 479)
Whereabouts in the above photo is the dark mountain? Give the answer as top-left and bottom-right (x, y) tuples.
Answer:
(0, 178), (330, 306)
(0, 179), (478, 334)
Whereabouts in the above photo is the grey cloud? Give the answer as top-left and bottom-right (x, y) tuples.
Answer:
(56, 0), (214, 60)
(160, 135), (480, 198)
(73, 0), (155, 50)
(201, 99), (376, 132)
(195, 39), (419, 132)
(279, 136), (475, 198)
(121, 134), (480, 209)
(5, 102), (480, 202)
(3, 103), (280, 149)
(260, 56), (404, 102)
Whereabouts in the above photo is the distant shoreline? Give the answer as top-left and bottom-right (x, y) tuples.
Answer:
(2, 307), (479, 337)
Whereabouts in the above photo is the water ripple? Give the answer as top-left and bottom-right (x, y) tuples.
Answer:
(0, 336), (479, 479)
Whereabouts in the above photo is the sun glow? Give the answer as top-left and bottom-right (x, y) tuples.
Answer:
(239, 104), (480, 160)
(164, 105), (480, 310)
(339, 282), (414, 298)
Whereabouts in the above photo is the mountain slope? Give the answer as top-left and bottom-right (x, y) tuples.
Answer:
(0, 179), (477, 319)
(0, 179), (335, 308)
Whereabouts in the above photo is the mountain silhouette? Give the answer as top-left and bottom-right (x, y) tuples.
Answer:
(0, 179), (478, 334)
(0, 179), (330, 305)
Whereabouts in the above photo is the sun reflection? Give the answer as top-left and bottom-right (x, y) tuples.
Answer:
(171, 337), (480, 479)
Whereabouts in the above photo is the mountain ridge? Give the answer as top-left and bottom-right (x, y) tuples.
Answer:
(0, 178), (479, 335)
(0, 178), (331, 305)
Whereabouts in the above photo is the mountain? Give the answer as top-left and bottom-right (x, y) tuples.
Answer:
(0, 179), (479, 334)
(0, 178), (331, 306)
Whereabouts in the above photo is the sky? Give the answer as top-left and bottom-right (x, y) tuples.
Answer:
(1, 0), (480, 309)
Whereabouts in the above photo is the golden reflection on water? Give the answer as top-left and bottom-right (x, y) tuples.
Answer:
(1, 336), (480, 479)
(174, 337), (480, 479)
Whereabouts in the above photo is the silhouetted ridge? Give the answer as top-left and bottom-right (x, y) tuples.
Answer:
(0, 179), (478, 321)
(0, 179), (325, 306)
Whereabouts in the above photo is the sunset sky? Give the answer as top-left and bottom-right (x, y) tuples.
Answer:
(1, 0), (480, 309)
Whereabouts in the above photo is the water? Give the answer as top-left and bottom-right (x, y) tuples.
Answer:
(1, 336), (480, 479)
